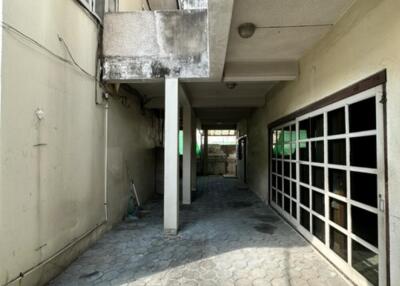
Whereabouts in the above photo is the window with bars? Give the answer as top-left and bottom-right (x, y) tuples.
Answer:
(269, 86), (385, 286)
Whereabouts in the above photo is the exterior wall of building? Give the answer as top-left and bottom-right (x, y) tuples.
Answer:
(247, 0), (400, 283)
(0, 1), (157, 285)
(106, 91), (159, 224)
(118, 0), (143, 12)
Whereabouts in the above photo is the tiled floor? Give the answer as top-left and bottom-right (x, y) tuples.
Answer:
(50, 176), (349, 286)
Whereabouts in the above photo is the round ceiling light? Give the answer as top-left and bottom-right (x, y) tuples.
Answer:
(238, 23), (256, 39)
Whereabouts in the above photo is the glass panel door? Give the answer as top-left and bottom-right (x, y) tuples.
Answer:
(269, 86), (386, 286)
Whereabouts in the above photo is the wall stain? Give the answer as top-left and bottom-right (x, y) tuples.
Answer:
(151, 61), (171, 78)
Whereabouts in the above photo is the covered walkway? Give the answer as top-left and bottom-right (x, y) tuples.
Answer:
(50, 177), (349, 286)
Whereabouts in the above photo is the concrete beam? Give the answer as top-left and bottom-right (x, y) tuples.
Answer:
(145, 95), (265, 109)
(223, 61), (298, 82)
(164, 78), (179, 234)
(179, 0), (208, 9)
(103, 10), (209, 81)
(191, 96), (265, 108)
(208, 0), (234, 80)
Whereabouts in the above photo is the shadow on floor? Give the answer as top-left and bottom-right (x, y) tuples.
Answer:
(50, 176), (348, 286)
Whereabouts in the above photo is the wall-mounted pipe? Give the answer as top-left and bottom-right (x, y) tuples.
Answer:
(104, 101), (109, 222)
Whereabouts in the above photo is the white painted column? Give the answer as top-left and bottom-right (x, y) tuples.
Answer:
(164, 78), (179, 234)
(182, 104), (192, 205)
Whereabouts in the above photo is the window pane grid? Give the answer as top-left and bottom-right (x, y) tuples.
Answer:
(270, 93), (382, 285)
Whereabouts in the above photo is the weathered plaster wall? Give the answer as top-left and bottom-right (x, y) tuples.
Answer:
(0, 1), (157, 285)
(247, 0), (400, 282)
(103, 10), (209, 81)
(1, 1), (104, 284)
(107, 92), (158, 224)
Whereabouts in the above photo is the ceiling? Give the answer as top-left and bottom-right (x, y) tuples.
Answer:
(123, 0), (355, 127)
(130, 81), (275, 108)
(226, 0), (355, 62)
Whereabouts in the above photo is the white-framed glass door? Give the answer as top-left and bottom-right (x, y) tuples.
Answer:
(269, 86), (386, 286)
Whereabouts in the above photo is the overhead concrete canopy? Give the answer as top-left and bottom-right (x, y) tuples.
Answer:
(103, 9), (209, 81)
(222, 0), (355, 82)
(106, 0), (356, 126)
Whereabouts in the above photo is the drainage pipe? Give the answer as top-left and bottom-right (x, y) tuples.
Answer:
(104, 101), (109, 222)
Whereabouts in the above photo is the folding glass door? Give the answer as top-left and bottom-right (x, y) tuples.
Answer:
(270, 86), (386, 286)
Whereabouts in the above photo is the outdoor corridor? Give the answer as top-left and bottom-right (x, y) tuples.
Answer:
(50, 177), (349, 286)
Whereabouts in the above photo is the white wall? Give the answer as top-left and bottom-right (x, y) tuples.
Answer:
(0, 1), (157, 285)
(118, 0), (143, 11)
(247, 0), (400, 283)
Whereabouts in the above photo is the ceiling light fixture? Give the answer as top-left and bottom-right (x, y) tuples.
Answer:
(238, 22), (256, 39)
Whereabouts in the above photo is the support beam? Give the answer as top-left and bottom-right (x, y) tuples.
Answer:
(223, 61), (298, 82)
(182, 104), (193, 205)
(208, 0), (235, 80)
(164, 78), (179, 234)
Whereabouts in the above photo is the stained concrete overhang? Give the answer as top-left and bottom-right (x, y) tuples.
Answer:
(105, 0), (357, 127)
(102, 9), (209, 81)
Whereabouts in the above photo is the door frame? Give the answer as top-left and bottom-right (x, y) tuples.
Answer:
(238, 135), (247, 183)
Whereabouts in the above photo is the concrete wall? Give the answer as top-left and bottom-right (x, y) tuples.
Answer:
(107, 91), (158, 224)
(0, 1), (157, 285)
(247, 0), (400, 282)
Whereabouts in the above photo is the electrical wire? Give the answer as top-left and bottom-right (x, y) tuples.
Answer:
(57, 34), (96, 80)
(146, 0), (152, 10)
(2, 21), (97, 81)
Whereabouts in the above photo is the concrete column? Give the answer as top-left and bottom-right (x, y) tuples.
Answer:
(203, 129), (208, 175)
(191, 114), (197, 192)
(164, 78), (179, 234)
(182, 104), (192, 205)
